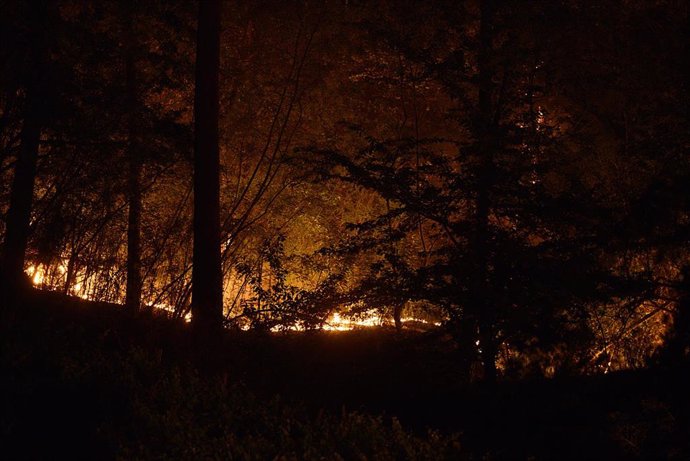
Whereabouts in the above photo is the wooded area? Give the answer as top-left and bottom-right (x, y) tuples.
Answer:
(1, 0), (689, 459)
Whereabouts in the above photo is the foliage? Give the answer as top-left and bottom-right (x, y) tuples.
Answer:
(234, 235), (343, 331)
(1, 0), (688, 374)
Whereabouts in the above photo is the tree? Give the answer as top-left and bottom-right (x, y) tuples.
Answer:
(191, 0), (223, 333)
(123, 0), (143, 314)
(1, 0), (49, 308)
(302, 0), (639, 381)
(469, 0), (498, 382)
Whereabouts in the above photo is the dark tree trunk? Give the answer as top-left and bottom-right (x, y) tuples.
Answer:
(3, 107), (42, 300)
(63, 251), (76, 295)
(125, 150), (142, 313)
(473, 0), (498, 383)
(453, 314), (478, 381)
(662, 266), (690, 366)
(124, 2), (142, 314)
(393, 302), (403, 333)
(191, 0), (223, 333)
(1, 2), (48, 309)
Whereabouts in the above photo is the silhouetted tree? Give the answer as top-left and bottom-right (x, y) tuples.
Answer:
(1, 0), (49, 308)
(122, 0), (143, 314)
(303, 0), (643, 380)
(192, 0), (223, 333)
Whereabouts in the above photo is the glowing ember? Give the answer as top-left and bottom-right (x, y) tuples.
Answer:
(24, 264), (438, 330)
(25, 263), (192, 322)
(153, 302), (193, 323)
(323, 311), (382, 330)
(322, 311), (441, 331)
(27, 265), (44, 285)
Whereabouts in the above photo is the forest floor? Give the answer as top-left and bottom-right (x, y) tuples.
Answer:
(1, 289), (689, 460)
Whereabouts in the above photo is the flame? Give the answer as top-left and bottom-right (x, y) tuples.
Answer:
(266, 310), (441, 333)
(323, 311), (384, 331)
(25, 263), (440, 331)
(322, 310), (441, 331)
(25, 261), (192, 322)
(153, 301), (192, 323)
(26, 265), (44, 285)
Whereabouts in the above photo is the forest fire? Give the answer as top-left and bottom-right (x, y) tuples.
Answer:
(322, 312), (442, 331)
(25, 263), (441, 331)
(27, 264), (44, 286)
(25, 263), (194, 322)
(323, 311), (384, 330)
(2, 0), (689, 459)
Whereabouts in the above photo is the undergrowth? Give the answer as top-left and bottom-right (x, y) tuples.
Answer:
(0, 302), (463, 460)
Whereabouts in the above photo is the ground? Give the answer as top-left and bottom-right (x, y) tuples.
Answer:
(1, 289), (689, 460)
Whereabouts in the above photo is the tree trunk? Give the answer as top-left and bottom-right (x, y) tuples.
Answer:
(124, 1), (142, 314)
(125, 152), (142, 313)
(1, 2), (48, 309)
(393, 302), (403, 333)
(191, 0), (223, 334)
(662, 266), (690, 366)
(474, 0), (498, 383)
(63, 251), (76, 295)
(453, 314), (478, 381)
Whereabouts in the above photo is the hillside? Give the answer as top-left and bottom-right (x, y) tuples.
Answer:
(2, 290), (688, 459)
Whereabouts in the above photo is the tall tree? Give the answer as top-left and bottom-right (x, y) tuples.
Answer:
(1, 1), (48, 308)
(123, 1), (143, 314)
(303, 0), (637, 381)
(468, 0), (498, 382)
(192, 0), (223, 332)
